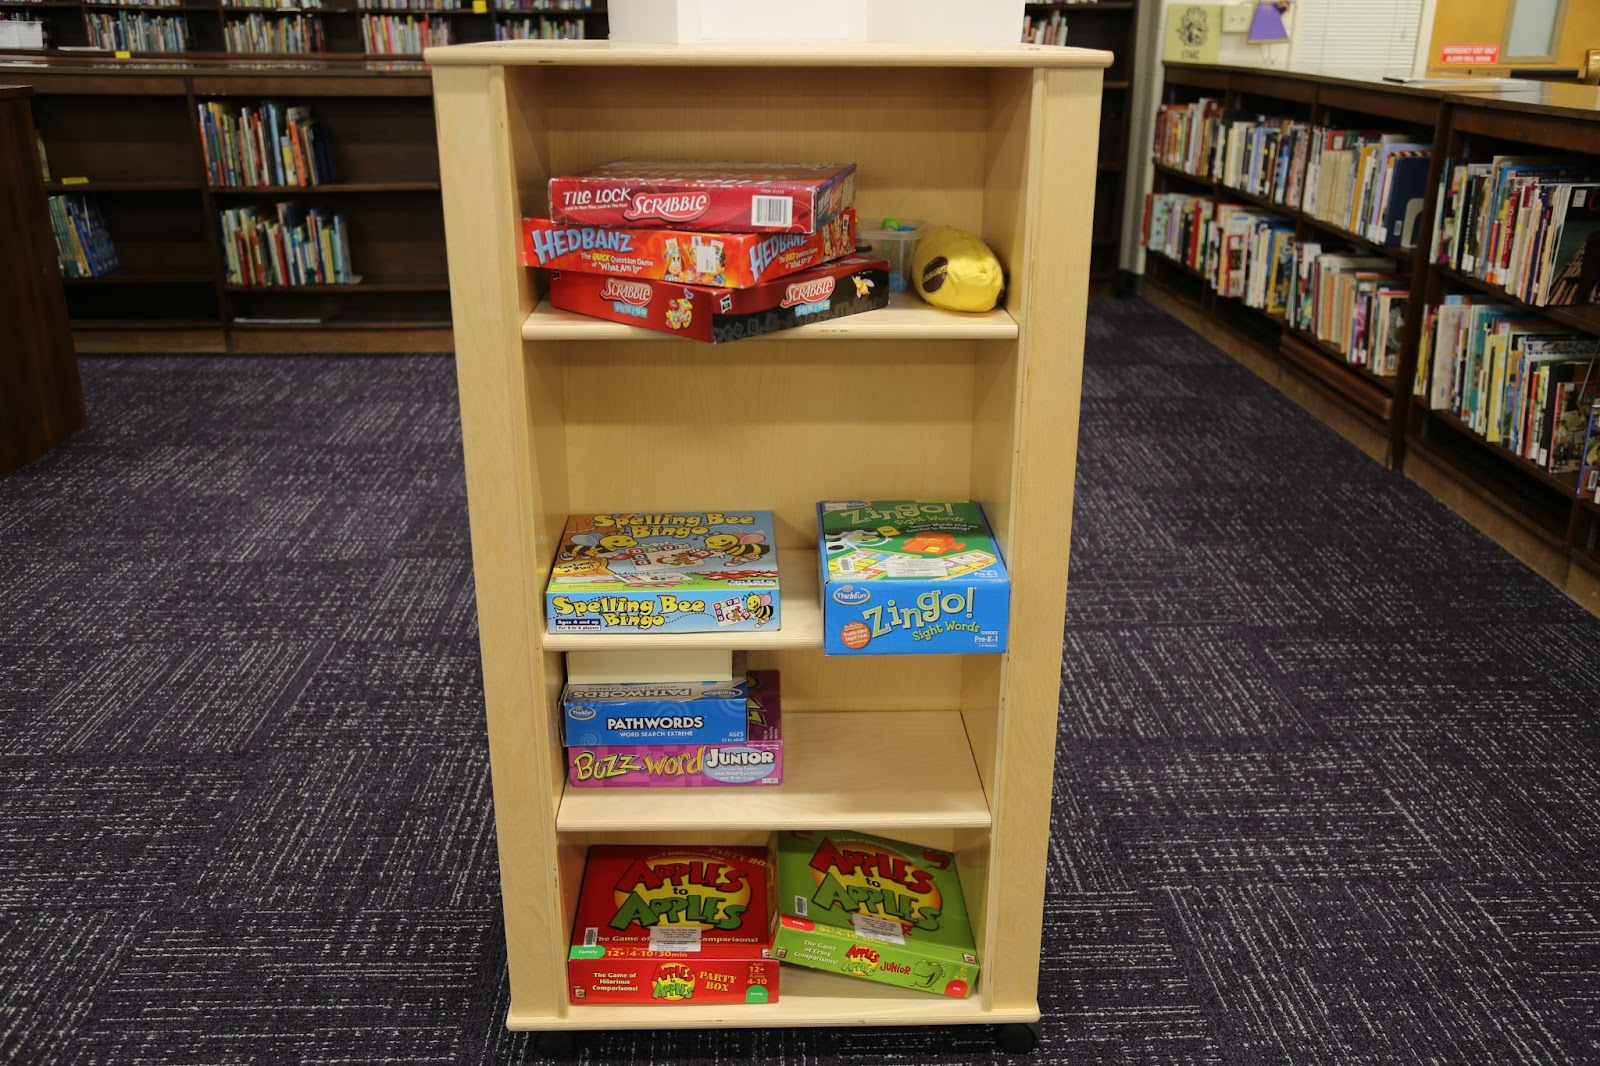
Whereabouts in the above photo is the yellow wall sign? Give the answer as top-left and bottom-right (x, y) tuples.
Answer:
(1164, 4), (1223, 65)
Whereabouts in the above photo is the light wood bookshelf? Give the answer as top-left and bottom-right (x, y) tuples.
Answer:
(427, 38), (1108, 1049)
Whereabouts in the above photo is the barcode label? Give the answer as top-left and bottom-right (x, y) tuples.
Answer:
(648, 926), (702, 953)
(693, 240), (721, 275)
(851, 913), (906, 945)
(752, 195), (792, 228)
(793, 894), (808, 917)
(583, 928), (598, 947)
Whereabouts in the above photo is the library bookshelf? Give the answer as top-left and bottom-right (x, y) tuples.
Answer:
(0, 55), (451, 352)
(1024, 0), (1140, 287)
(1145, 63), (1600, 616)
(426, 39), (1108, 1047)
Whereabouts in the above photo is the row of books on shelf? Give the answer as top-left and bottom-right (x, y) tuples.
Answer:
(47, 195), (120, 280)
(85, 10), (187, 50)
(493, 15), (581, 39)
(1143, 193), (1408, 376)
(1414, 298), (1599, 485)
(220, 202), (358, 286)
(1430, 156), (1600, 308)
(222, 12), (322, 53)
(1020, 12), (1067, 46)
(359, 11), (447, 51)
(199, 100), (335, 187)
(1154, 98), (1431, 249)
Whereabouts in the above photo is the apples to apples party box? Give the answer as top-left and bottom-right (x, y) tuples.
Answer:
(548, 255), (889, 344)
(546, 511), (780, 636)
(771, 830), (979, 998)
(568, 844), (778, 1005)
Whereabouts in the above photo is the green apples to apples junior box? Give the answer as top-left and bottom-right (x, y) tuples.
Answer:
(771, 830), (979, 998)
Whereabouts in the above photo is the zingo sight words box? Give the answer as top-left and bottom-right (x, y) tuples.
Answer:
(522, 210), (856, 289)
(771, 830), (979, 998)
(568, 844), (778, 1005)
(547, 255), (890, 344)
(547, 511), (780, 636)
(567, 670), (783, 788)
(816, 500), (1009, 655)
(548, 159), (856, 234)
(562, 655), (753, 747)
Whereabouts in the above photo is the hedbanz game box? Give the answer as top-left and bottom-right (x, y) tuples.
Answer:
(770, 830), (979, 998)
(567, 670), (783, 788)
(569, 844), (778, 1005)
(548, 159), (856, 234)
(548, 255), (890, 344)
(817, 501), (1009, 655)
(522, 210), (857, 289)
(547, 511), (781, 635)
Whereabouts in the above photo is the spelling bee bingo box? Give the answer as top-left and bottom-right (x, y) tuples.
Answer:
(568, 844), (778, 1005)
(547, 511), (781, 636)
(817, 500), (1010, 655)
(522, 210), (857, 289)
(548, 159), (856, 234)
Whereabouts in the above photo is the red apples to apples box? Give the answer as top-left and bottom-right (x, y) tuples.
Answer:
(568, 844), (778, 1006)
(548, 160), (857, 234)
(548, 254), (890, 343)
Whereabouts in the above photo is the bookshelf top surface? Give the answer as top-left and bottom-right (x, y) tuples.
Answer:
(425, 39), (1113, 69)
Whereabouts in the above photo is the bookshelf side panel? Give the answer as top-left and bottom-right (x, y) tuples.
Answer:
(433, 61), (568, 1024)
(977, 65), (1101, 1015)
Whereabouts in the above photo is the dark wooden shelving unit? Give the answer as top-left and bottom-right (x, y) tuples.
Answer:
(1145, 63), (1600, 614)
(3, 56), (453, 351)
(1024, 0), (1137, 287)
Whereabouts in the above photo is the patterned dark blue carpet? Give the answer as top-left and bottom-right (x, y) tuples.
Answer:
(2, 298), (1597, 1065)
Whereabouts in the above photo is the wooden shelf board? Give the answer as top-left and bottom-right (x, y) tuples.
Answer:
(545, 549), (817, 651)
(425, 40), (1115, 69)
(1299, 212), (1411, 261)
(84, 2), (217, 10)
(227, 316), (450, 330)
(1285, 325), (1397, 386)
(70, 317), (219, 329)
(1435, 264), (1600, 338)
(513, 967), (1036, 1031)
(557, 711), (988, 833)
(63, 272), (214, 284)
(209, 181), (440, 192)
(1151, 161), (1214, 188)
(1424, 406), (1581, 496)
(1579, 494), (1600, 518)
(522, 292), (1018, 343)
(1143, 246), (1207, 282)
(46, 180), (200, 191)
(224, 277), (448, 291)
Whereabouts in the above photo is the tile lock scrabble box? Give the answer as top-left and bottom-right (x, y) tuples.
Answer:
(568, 669), (784, 787)
(816, 500), (1010, 655)
(568, 844), (778, 1005)
(562, 670), (750, 747)
(548, 255), (890, 344)
(548, 160), (857, 235)
(771, 830), (979, 998)
(523, 209), (857, 289)
(547, 511), (781, 636)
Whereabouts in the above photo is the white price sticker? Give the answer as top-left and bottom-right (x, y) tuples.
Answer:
(851, 914), (906, 945)
(648, 926), (703, 953)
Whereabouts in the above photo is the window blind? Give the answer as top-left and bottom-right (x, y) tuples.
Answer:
(1287, 0), (1425, 80)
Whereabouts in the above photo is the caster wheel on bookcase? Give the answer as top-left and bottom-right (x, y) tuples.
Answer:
(533, 1030), (583, 1060)
(996, 1022), (1042, 1055)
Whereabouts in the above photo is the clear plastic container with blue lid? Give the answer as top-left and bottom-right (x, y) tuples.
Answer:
(857, 217), (926, 294)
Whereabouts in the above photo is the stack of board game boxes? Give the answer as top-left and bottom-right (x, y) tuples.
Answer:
(523, 160), (891, 342)
(546, 503), (1012, 1004)
(568, 832), (982, 1005)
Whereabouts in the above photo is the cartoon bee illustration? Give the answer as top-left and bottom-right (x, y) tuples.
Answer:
(566, 532), (638, 560)
(851, 274), (876, 298)
(743, 593), (775, 628)
(705, 531), (770, 562)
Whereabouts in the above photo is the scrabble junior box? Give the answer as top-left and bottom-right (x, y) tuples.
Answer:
(547, 511), (781, 636)
(816, 500), (1009, 654)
